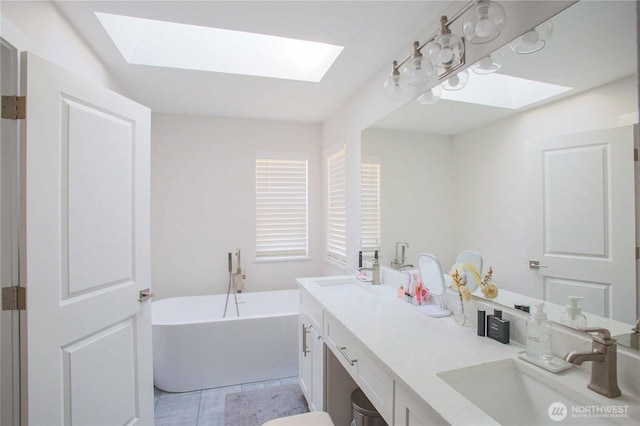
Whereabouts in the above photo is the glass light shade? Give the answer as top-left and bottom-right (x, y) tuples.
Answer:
(383, 73), (408, 100)
(470, 49), (504, 74)
(417, 85), (442, 105)
(428, 32), (464, 67)
(463, 0), (506, 44)
(401, 55), (433, 86)
(442, 69), (469, 91)
(510, 20), (553, 54)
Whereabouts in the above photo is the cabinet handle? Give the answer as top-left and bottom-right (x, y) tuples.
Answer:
(336, 345), (357, 366)
(302, 324), (310, 357)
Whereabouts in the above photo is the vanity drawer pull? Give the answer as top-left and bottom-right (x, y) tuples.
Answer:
(336, 345), (357, 366)
(302, 324), (310, 357)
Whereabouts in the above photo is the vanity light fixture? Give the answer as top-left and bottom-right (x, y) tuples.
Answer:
(383, 60), (409, 100)
(463, 0), (507, 44)
(442, 69), (469, 91)
(383, 0), (507, 100)
(470, 48), (504, 74)
(401, 41), (434, 86)
(510, 20), (553, 54)
(428, 16), (465, 71)
(417, 84), (442, 105)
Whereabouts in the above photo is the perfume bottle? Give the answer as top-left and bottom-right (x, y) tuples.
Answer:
(486, 309), (510, 344)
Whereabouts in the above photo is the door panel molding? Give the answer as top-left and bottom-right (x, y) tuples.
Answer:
(61, 96), (135, 299)
(62, 317), (139, 425)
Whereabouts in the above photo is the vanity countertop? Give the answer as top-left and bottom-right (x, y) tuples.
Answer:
(296, 276), (640, 426)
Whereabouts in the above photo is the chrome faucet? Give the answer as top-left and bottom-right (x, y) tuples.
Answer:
(391, 242), (413, 270)
(565, 327), (621, 398)
(358, 258), (381, 285)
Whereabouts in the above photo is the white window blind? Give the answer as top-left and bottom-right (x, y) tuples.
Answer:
(361, 159), (380, 258)
(327, 147), (346, 265)
(256, 153), (308, 258)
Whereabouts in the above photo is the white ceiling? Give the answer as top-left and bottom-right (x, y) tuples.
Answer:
(54, 0), (453, 123)
(372, 1), (638, 135)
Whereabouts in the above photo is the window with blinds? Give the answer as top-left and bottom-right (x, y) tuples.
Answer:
(327, 147), (346, 265)
(255, 153), (308, 259)
(361, 159), (380, 258)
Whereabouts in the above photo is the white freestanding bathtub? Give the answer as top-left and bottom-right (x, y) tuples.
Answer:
(152, 289), (299, 392)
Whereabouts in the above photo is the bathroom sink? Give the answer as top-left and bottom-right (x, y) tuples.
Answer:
(313, 277), (363, 287)
(438, 358), (627, 425)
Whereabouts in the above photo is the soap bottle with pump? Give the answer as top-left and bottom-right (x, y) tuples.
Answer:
(560, 296), (587, 329)
(526, 303), (552, 361)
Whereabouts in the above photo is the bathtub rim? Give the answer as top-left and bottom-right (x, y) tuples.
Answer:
(151, 288), (300, 326)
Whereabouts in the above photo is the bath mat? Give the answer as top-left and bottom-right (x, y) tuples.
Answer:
(225, 384), (309, 426)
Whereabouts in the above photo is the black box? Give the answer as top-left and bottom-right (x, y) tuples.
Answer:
(487, 314), (510, 344)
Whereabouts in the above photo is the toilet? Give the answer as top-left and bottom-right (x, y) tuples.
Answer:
(262, 411), (334, 426)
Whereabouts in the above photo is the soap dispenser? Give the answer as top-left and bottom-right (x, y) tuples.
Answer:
(560, 296), (587, 329)
(526, 303), (552, 361)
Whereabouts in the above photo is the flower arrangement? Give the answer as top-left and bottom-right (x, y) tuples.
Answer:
(450, 262), (482, 291)
(479, 266), (499, 300)
(450, 270), (472, 302)
(450, 264), (499, 326)
(449, 263), (499, 300)
(450, 270), (471, 325)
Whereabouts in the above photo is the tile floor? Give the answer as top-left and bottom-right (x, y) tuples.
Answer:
(154, 376), (300, 426)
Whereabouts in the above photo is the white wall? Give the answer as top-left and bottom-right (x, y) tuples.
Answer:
(151, 114), (323, 299)
(320, 1), (572, 276)
(453, 75), (638, 300)
(362, 129), (456, 268)
(1, 1), (123, 93)
(0, 0), (586, 295)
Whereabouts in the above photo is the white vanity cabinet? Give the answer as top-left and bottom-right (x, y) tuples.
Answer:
(299, 290), (325, 411)
(324, 312), (394, 424)
(394, 381), (448, 426)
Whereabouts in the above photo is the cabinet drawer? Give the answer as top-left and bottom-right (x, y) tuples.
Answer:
(300, 289), (323, 331)
(325, 313), (393, 423)
(395, 380), (448, 426)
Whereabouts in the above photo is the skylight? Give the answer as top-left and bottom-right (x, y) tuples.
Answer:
(96, 12), (344, 82)
(441, 72), (572, 109)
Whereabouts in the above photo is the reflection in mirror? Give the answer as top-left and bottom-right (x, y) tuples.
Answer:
(417, 253), (451, 317)
(362, 1), (638, 334)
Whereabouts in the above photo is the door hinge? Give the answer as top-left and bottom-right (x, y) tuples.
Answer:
(1, 96), (26, 120)
(637, 247), (639, 260)
(635, 148), (638, 162)
(2, 287), (26, 311)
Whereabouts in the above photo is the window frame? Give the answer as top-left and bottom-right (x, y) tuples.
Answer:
(255, 151), (309, 261)
(361, 157), (381, 259)
(326, 146), (346, 267)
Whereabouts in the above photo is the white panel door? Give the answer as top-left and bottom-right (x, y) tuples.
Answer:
(528, 126), (636, 323)
(20, 52), (153, 425)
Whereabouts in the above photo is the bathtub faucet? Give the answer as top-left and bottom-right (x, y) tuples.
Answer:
(234, 249), (244, 293)
(227, 249), (245, 293)
(224, 249), (245, 318)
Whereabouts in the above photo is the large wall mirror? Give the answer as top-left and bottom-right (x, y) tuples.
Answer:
(362, 0), (638, 334)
